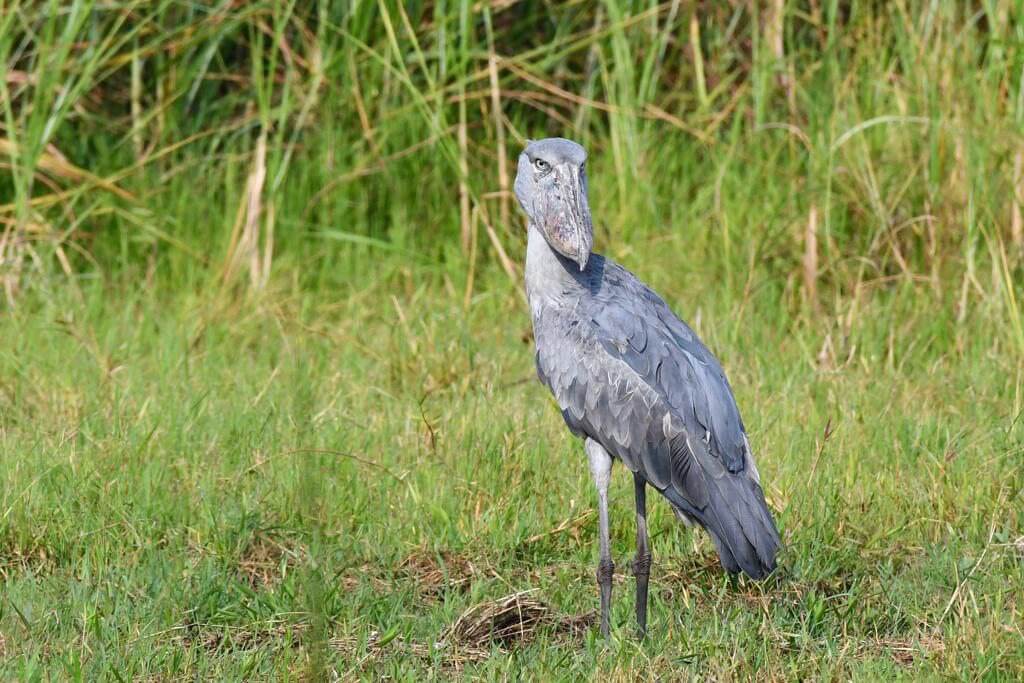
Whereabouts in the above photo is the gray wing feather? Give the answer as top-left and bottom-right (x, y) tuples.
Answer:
(534, 255), (780, 578)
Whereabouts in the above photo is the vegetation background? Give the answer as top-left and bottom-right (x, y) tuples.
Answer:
(1, 0), (1023, 679)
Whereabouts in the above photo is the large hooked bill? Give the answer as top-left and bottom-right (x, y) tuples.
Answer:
(541, 163), (593, 270)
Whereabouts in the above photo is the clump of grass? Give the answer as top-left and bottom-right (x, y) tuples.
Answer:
(333, 590), (594, 673)
(441, 589), (593, 648)
(399, 548), (478, 599)
(235, 530), (307, 590)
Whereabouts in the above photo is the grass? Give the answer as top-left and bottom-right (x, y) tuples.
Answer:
(1, 0), (1024, 679)
(2, 244), (1022, 679)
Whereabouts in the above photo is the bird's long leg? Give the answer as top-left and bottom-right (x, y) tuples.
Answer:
(585, 439), (614, 638)
(632, 472), (652, 637)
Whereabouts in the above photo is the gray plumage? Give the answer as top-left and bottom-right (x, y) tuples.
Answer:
(515, 137), (780, 635)
(531, 252), (779, 576)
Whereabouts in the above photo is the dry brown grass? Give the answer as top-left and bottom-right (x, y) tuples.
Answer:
(868, 633), (946, 667)
(0, 535), (56, 581)
(331, 590), (594, 671)
(178, 620), (307, 654)
(398, 548), (479, 598)
(442, 589), (593, 648)
(235, 531), (306, 590)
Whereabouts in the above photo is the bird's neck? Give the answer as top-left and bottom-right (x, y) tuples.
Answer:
(525, 223), (587, 310)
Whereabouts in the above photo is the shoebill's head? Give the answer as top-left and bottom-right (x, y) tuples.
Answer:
(513, 137), (593, 271)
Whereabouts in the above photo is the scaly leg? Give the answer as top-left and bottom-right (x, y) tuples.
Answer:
(632, 472), (652, 637)
(585, 439), (614, 638)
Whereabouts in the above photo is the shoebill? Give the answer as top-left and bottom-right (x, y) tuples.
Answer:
(514, 137), (780, 637)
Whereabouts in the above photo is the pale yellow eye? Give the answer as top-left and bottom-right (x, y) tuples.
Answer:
(533, 158), (550, 172)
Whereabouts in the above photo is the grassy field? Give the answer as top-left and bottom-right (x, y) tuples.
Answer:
(2, 1), (1024, 680)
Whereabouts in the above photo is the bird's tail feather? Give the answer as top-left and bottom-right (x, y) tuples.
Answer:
(704, 473), (780, 579)
(667, 474), (780, 579)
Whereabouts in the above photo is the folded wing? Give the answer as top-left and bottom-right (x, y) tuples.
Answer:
(534, 256), (780, 578)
